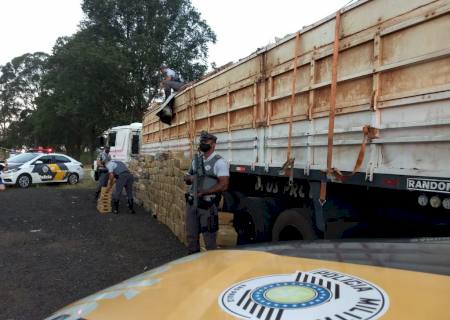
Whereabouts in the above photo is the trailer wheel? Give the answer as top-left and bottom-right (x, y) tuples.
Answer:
(272, 208), (318, 241)
(235, 197), (272, 244)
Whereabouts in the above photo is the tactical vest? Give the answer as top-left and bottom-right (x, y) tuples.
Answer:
(100, 152), (112, 163)
(192, 154), (222, 200)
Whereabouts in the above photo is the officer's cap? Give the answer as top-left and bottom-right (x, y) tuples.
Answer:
(199, 131), (217, 142)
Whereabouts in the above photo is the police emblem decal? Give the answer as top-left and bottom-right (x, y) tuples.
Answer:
(219, 269), (389, 320)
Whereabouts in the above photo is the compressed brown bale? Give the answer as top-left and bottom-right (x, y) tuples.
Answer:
(219, 212), (234, 225)
(171, 151), (184, 159)
(217, 226), (237, 248)
(179, 159), (191, 170)
(172, 158), (181, 169)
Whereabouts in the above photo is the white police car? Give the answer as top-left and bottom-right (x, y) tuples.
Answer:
(1, 152), (84, 188)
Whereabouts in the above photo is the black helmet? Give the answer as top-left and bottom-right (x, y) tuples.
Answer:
(199, 131), (217, 142)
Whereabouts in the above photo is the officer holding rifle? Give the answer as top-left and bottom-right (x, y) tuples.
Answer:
(184, 131), (229, 254)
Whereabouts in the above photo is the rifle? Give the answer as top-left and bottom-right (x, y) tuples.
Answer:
(191, 152), (205, 209)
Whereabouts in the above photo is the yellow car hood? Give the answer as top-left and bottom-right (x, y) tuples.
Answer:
(45, 249), (450, 320)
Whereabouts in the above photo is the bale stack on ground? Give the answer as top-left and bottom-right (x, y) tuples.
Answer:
(97, 187), (112, 213)
(129, 152), (190, 244)
(129, 152), (237, 248)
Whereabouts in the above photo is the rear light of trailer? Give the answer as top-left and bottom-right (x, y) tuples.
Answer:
(430, 196), (442, 208)
(443, 198), (450, 210)
(418, 194), (428, 207)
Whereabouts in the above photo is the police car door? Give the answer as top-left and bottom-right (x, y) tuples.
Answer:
(53, 155), (71, 181)
(31, 155), (55, 183)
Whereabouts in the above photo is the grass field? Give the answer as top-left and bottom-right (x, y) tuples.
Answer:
(14, 169), (98, 190)
(57, 169), (97, 189)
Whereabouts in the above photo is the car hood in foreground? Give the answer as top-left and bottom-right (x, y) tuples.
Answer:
(46, 242), (450, 320)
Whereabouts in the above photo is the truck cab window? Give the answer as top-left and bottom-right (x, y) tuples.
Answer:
(96, 136), (106, 148)
(108, 132), (117, 147)
(132, 134), (140, 154)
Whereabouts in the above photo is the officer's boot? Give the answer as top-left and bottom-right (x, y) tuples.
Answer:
(113, 200), (120, 214)
(127, 199), (136, 214)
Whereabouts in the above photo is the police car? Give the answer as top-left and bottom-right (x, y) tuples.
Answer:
(44, 239), (450, 320)
(1, 152), (84, 188)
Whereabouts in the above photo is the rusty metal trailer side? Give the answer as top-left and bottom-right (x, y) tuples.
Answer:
(139, 0), (450, 241)
(143, 0), (450, 195)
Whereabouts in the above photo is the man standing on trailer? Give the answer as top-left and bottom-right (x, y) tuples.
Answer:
(105, 159), (135, 214)
(160, 65), (185, 100)
(184, 131), (230, 254)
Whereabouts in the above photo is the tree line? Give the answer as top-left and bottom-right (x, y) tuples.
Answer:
(0, 0), (216, 158)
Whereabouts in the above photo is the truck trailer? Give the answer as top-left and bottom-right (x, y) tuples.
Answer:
(141, 0), (450, 242)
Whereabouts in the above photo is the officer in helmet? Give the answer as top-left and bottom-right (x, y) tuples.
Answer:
(184, 131), (230, 254)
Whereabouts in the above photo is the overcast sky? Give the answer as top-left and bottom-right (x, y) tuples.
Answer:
(0, 0), (350, 68)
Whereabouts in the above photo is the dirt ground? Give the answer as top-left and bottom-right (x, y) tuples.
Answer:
(0, 179), (188, 320)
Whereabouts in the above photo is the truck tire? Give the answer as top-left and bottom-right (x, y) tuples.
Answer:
(272, 208), (319, 241)
(235, 197), (272, 244)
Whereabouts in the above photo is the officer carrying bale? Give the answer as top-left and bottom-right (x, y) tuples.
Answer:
(105, 159), (135, 214)
(94, 146), (111, 200)
(183, 131), (230, 254)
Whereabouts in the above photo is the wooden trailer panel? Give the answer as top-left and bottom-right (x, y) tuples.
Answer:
(142, 0), (450, 184)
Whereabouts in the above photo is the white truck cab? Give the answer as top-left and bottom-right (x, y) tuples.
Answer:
(104, 122), (142, 163)
(92, 123), (142, 178)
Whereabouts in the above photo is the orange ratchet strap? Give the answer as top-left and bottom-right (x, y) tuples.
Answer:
(287, 32), (301, 162)
(320, 10), (341, 204)
(332, 125), (379, 180)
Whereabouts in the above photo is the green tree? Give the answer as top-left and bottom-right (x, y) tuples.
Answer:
(33, 0), (215, 158)
(81, 0), (216, 117)
(0, 52), (49, 147)
(35, 31), (132, 157)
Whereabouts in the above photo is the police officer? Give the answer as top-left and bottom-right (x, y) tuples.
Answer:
(105, 159), (135, 214)
(184, 131), (229, 254)
(160, 65), (185, 100)
(95, 146), (112, 200)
